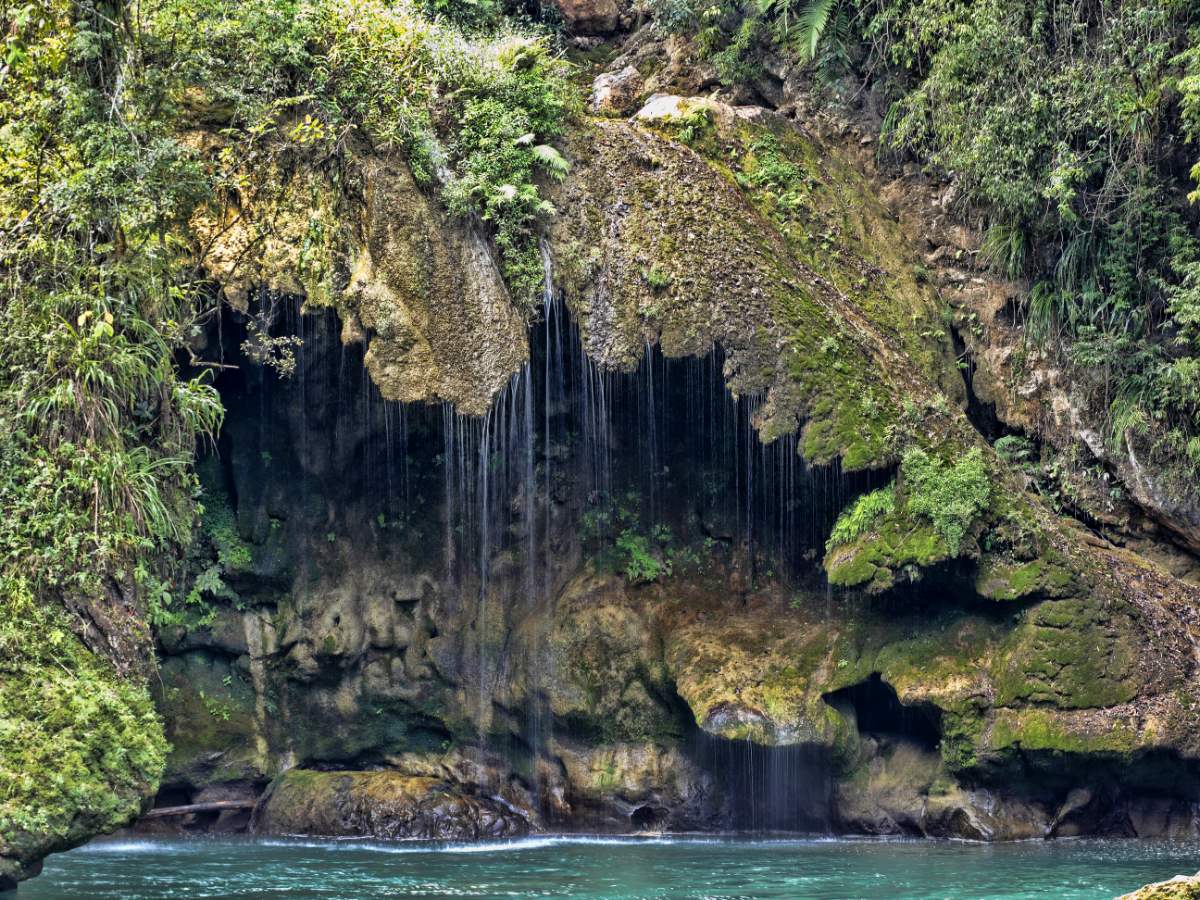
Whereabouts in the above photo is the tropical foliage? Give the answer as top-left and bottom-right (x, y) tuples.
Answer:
(0, 0), (574, 871)
(654, 0), (1200, 488)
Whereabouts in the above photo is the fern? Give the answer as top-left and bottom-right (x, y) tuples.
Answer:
(532, 144), (570, 182)
(759, 0), (840, 62)
(792, 0), (838, 61)
(827, 484), (895, 550)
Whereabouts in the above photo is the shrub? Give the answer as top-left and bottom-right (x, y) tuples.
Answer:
(901, 448), (990, 556)
(616, 528), (673, 583)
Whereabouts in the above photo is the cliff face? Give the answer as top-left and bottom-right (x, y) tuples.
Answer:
(148, 61), (1200, 844)
(10, 9), (1200, 888)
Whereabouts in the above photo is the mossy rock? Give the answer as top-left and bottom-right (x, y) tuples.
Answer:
(1, 613), (165, 889)
(990, 598), (1139, 709)
(1119, 873), (1200, 900)
(824, 520), (948, 591)
(255, 768), (533, 839)
(974, 555), (1076, 601)
(986, 707), (1139, 758)
(155, 651), (266, 788)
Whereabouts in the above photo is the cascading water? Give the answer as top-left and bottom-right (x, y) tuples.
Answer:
(212, 253), (882, 830)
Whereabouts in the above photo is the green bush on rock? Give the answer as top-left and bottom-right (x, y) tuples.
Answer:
(901, 448), (990, 556)
(822, 449), (992, 589)
(826, 484), (895, 550)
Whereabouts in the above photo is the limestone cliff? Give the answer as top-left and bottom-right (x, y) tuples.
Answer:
(144, 50), (1200, 844)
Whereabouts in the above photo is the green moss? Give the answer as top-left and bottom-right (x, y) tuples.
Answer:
(155, 652), (262, 786)
(0, 597), (166, 887)
(939, 710), (986, 771)
(975, 556), (1076, 601)
(824, 519), (947, 590)
(989, 708), (1138, 757)
(991, 597), (1139, 709)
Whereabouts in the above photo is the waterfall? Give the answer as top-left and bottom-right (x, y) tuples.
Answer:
(233, 268), (875, 828)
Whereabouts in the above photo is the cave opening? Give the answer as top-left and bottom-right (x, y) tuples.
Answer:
(185, 278), (888, 829)
(689, 730), (833, 831)
(629, 804), (667, 831)
(823, 673), (942, 751)
(201, 284), (881, 599)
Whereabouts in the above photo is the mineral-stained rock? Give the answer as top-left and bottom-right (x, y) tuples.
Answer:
(546, 738), (724, 830)
(590, 65), (643, 116)
(192, 147), (528, 416)
(254, 769), (535, 839)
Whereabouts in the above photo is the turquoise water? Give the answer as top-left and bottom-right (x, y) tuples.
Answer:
(20, 835), (1200, 899)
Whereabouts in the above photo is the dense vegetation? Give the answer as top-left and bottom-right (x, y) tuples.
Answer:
(0, 0), (213, 878)
(0, 0), (572, 877)
(653, 0), (1200, 488)
(153, 0), (575, 306)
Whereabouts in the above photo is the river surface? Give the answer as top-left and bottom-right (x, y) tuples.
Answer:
(19, 834), (1200, 898)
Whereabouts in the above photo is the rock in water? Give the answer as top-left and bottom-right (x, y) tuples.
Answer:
(253, 770), (535, 840)
(1118, 873), (1200, 899)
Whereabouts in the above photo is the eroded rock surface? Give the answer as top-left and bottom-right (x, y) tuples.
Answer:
(155, 48), (1200, 849)
(255, 768), (534, 840)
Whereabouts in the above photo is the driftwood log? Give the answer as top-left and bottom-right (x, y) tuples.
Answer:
(141, 800), (256, 819)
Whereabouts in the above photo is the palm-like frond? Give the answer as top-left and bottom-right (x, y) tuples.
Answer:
(792, 0), (838, 62)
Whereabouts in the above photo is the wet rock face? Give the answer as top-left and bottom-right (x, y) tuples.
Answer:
(148, 289), (1200, 845)
(193, 149), (528, 417)
(254, 769), (535, 840)
(545, 739), (725, 831)
(155, 77), (1200, 845)
(349, 157), (529, 416)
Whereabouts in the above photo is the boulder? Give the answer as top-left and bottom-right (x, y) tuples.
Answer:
(1118, 873), (1200, 900)
(254, 769), (535, 840)
(591, 66), (643, 116)
(551, 0), (622, 34)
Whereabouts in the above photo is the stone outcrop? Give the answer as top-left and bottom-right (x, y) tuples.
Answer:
(590, 66), (644, 116)
(254, 768), (534, 839)
(192, 145), (527, 416)
(1119, 873), (1200, 900)
(551, 0), (625, 35)
(152, 36), (1200, 852)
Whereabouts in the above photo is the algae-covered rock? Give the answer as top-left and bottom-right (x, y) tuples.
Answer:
(155, 650), (269, 791)
(1119, 873), (1200, 900)
(0, 617), (165, 889)
(254, 768), (534, 839)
